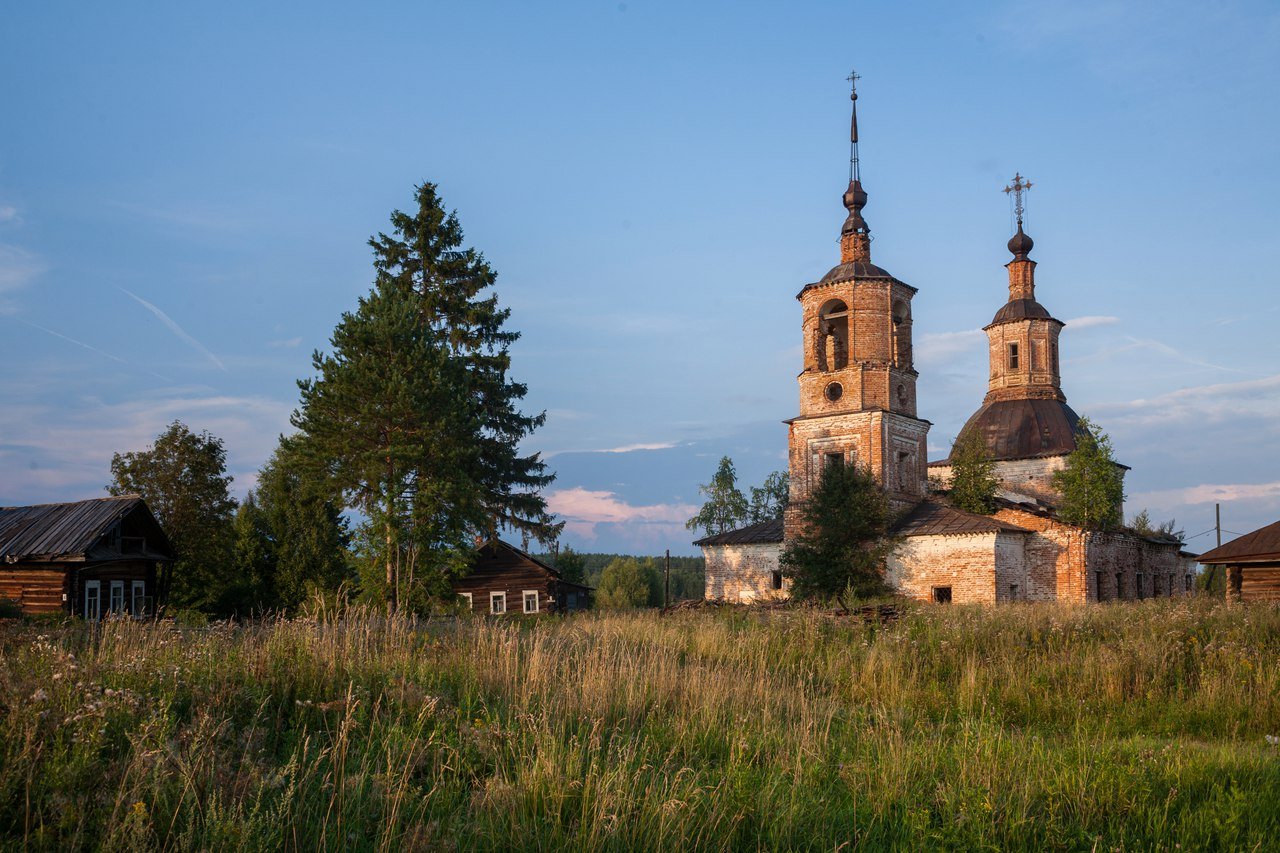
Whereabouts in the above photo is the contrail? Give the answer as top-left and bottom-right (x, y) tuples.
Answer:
(120, 287), (227, 371)
(16, 318), (127, 364)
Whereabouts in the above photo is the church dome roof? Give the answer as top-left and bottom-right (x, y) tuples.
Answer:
(953, 398), (1082, 461)
(988, 298), (1056, 326)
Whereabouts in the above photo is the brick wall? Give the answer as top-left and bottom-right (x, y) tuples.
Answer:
(888, 533), (1003, 603)
(702, 542), (786, 602)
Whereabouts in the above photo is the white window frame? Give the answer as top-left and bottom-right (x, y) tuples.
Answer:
(523, 590), (539, 614)
(84, 580), (101, 622)
(109, 580), (125, 615)
(490, 591), (506, 615)
(459, 592), (473, 610)
(131, 580), (146, 617)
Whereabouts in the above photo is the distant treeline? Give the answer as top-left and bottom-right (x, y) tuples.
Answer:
(536, 552), (705, 603)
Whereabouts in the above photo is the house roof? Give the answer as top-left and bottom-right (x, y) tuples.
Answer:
(693, 517), (785, 547)
(0, 495), (173, 561)
(893, 499), (1031, 537)
(1195, 519), (1280, 564)
(480, 538), (595, 589)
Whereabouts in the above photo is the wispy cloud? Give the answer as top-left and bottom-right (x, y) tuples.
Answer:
(0, 206), (18, 224)
(15, 318), (127, 364)
(546, 441), (680, 459)
(916, 329), (984, 365)
(545, 487), (697, 544)
(1131, 480), (1280, 508)
(120, 288), (227, 371)
(1064, 315), (1119, 330)
(268, 337), (303, 349)
(0, 244), (45, 313)
(1091, 372), (1280, 426)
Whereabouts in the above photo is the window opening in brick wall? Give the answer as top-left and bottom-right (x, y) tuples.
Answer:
(892, 300), (911, 368)
(1095, 571), (1104, 601)
(817, 299), (849, 371)
(1008, 342), (1019, 369)
(1135, 572), (1144, 600)
(1185, 574), (1193, 593)
(1115, 573), (1124, 600)
(1153, 574), (1161, 597)
(932, 586), (952, 604)
(824, 451), (843, 469)
(825, 382), (843, 402)
(771, 570), (783, 591)
(1009, 583), (1018, 600)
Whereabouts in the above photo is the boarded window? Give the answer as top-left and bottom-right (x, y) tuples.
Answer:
(932, 586), (952, 604)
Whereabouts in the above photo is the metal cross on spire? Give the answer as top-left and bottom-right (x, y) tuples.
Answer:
(847, 68), (861, 181)
(1003, 172), (1033, 225)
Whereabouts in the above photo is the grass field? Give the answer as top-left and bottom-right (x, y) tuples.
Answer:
(2, 600), (1278, 851)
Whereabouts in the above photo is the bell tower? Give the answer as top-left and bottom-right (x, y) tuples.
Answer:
(784, 73), (930, 536)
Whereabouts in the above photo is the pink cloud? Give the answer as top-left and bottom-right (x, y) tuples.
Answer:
(545, 487), (698, 546)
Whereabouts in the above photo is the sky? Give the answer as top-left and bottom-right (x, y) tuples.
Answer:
(2, 1), (1278, 556)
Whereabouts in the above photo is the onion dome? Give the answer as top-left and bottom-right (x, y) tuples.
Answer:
(1008, 223), (1034, 260)
(841, 179), (869, 236)
(954, 398), (1082, 461)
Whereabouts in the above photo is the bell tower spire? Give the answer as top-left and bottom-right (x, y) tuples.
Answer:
(840, 69), (871, 264)
(1003, 172), (1036, 300)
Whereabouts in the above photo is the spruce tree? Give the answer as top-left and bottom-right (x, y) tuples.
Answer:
(292, 182), (559, 610)
(948, 430), (1000, 514)
(1052, 415), (1125, 530)
(780, 460), (897, 608)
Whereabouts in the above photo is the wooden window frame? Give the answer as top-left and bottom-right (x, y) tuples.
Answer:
(109, 580), (125, 615)
(490, 591), (507, 615)
(131, 580), (146, 617)
(1008, 342), (1019, 370)
(84, 580), (101, 622)
(522, 590), (539, 614)
(459, 592), (473, 610)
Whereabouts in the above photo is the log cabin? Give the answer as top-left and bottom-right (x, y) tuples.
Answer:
(0, 495), (175, 618)
(454, 538), (592, 615)
(1196, 519), (1280, 602)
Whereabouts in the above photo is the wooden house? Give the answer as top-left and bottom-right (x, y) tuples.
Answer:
(0, 495), (175, 618)
(1196, 520), (1280, 602)
(454, 539), (592, 615)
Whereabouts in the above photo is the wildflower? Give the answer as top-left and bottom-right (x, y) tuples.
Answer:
(1265, 735), (1279, 746)
(31, 688), (48, 702)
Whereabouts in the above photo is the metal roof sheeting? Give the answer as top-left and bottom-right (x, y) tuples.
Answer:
(1196, 519), (1280, 564)
(0, 496), (155, 560)
(893, 499), (1031, 537)
(694, 517), (785, 547)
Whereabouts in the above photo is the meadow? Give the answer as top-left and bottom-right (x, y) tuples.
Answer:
(1, 600), (1278, 851)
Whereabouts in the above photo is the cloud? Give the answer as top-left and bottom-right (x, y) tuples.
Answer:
(268, 337), (303, 349)
(546, 441), (680, 459)
(0, 244), (45, 313)
(1091, 372), (1280, 426)
(120, 288), (227, 371)
(1063, 315), (1119, 330)
(0, 391), (293, 503)
(1132, 480), (1280, 508)
(916, 329), (984, 365)
(545, 487), (697, 544)
(15, 318), (128, 364)
(0, 206), (18, 223)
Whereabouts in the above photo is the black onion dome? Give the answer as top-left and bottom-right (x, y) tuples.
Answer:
(989, 298), (1054, 325)
(841, 179), (869, 235)
(1008, 223), (1034, 259)
(953, 398), (1082, 461)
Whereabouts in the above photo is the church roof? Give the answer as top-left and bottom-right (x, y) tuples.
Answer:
(1196, 519), (1280, 564)
(953, 397), (1084, 462)
(893, 499), (1030, 537)
(987, 298), (1061, 327)
(797, 260), (916, 299)
(693, 517), (784, 547)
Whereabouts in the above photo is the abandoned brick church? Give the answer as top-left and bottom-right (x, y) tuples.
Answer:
(696, 79), (1196, 604)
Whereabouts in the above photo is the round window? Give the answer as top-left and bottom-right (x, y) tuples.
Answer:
(825, 382), (843, 402)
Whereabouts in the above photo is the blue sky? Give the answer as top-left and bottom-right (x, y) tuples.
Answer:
(2, 1), (1278, 555)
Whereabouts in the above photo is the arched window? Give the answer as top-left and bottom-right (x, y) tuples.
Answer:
(816, 299), (849, 371)
(891, 300), (911, 368)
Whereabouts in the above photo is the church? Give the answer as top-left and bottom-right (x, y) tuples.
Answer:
(696, 78), (1196, 605)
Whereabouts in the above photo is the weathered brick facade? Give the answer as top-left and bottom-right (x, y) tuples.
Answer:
(702, 542), (786, 602)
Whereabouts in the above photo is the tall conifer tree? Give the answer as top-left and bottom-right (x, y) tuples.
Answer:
(292, 183), (559, 610)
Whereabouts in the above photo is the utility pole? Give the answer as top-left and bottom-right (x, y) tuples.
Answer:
(1216, 503), (1222, 548)
(664, 549), (671, 609)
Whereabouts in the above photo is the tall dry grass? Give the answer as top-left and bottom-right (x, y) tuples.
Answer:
(1, 599), (1278, 850)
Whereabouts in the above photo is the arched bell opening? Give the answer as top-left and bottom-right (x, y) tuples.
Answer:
(816, 299), (849, 371)
(891, 299), (912, 369)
